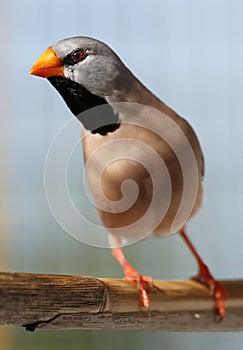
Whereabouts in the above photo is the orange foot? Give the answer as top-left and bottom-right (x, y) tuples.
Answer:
(180, 229), (227, 320)
(112, 247), (153, 309)
(123, 263), (153, 309)
(193, 262), (228, 321)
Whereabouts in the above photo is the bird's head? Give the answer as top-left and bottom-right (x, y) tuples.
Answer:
(30, 37), (140, 133)
(30, 37), (135, 133)
(30, 36), (132, 100)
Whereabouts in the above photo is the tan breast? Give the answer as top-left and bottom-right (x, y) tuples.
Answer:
(81, 104), (203, 245)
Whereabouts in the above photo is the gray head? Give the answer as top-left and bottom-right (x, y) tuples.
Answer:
(31, 36), (134, 99)
(55, 36), (131, 97)
(30, 36), (138, 133)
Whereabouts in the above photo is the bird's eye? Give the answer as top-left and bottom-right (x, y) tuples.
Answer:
(72, 50), (85, 62)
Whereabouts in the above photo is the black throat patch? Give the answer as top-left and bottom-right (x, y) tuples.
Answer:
(47, 77), (120, 135)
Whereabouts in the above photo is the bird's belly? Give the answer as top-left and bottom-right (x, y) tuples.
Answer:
(82, 124), (203, 244)
(83, 143), (185, 243)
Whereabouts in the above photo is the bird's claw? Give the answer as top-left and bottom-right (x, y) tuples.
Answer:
(123, 263), (153, 309)
(192, 263), (227, 321)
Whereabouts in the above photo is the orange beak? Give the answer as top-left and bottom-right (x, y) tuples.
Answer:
(29, 47), (64, 78)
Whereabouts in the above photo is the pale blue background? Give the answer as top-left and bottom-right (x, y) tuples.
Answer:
(1, 0), (242, 349)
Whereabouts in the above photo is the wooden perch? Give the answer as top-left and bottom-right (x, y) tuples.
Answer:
(0, 272), (242, 331)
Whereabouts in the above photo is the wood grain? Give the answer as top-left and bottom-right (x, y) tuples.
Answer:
(0, 272), (242, 331)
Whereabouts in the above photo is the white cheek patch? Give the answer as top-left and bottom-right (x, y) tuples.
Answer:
(64, 66), (75, 80)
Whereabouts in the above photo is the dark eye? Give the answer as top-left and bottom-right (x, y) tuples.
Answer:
(72, 50), (84, 62)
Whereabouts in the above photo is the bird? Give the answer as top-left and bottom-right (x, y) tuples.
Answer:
(30, 36), (227, 319)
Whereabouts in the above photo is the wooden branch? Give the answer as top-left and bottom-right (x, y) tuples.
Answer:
(0, 272), (242, 331)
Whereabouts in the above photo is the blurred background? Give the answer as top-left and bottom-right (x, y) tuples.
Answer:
(0, 0), (243, 349)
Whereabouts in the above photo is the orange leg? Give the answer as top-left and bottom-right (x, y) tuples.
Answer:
(112, 247), (153, 309)
(180, 228), (227, 320)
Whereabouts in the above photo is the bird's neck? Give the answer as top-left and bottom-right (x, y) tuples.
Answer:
(47, 75), (178, 135)
(47, 76), (120, 135)
(107, 77), (175, 119)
